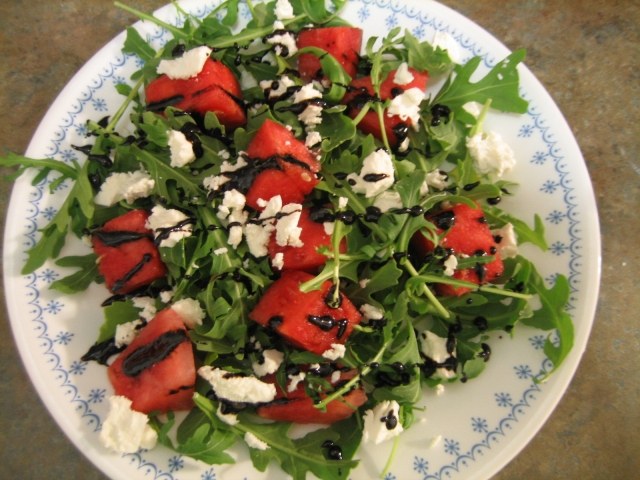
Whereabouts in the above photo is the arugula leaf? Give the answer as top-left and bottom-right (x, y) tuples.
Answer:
(50, 254), (100, 294)
(434, 49), (529, 114)
(122, 26), (156, 62)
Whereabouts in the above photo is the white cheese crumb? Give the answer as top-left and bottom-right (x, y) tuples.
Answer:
(425, 169), (449, 191)
(216, 404), (239, 426)
(213, 247), (228, 255)
(330, 370), (341, 384)
(323, 221), (335, 235)
(198, 366), (277, 403)
(260, 75), (295, 99)
(359, 278), (371, 288)
(99, 396), (157, 453)
(220, 154), (247, 173)
(244, 432), (270, 450)
(267, 27), (298, 58)
(305, 130), (322, 148)
(145, 205), (193, 248)
(443, 255), (458, 276)
(393, 62), (414, 85)
(359, 303), (384, 321)
(322, 343), (346, 360)
(347, 149), (395, 198)
(386, 87), (426, 129)
(159, 289), (174, 303)
(202, 174), (229, 192)
(362, 400), (404, 444)
(419, 331), (456, 379)
(287, 371), (306, 392)
(94, 170), (155, 206)
(298, 104), (323, 127)
(252, 349), (284, 377)
(114, 319), (143, 348)
(272, 252), (285, 270)
(132, 296), (156, 321)
(157, 45), (212, 79)
(275, 203), (304, 247)
(492, 223), (518, 259)
(293, 83), (323, 103)
(275, 0), (295, 19)
(373, 190), (403, 212)
(168, 129), (196, 167)
(171, 298), (205, 329)
(466, 131), (516, 178)
(337, 196), (349, 209)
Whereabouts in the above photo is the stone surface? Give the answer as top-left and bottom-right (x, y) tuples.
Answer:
(0, 1), (637, 479)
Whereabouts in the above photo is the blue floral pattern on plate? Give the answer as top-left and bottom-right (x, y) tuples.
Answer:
(4, 1), (599, 479)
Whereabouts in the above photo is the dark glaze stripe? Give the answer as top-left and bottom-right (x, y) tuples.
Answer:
(154, 218), (195, 246)
(81, 338), (124, 365)
(112, 253), (153, 293)
(146, 95), (185, 112)
(122, 329), (189, 377)
(93, 230), (152, 247)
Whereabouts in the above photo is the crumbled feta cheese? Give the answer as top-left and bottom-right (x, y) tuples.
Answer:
(157, 45), (212, 79)
(220, 155), (247, 173)
(252, 349), (284, 377)
(260, 75), (295, 99)
(386, 87), (426, 129)
(114, 319), (143, 348)
(466, 131), (516, 178)
(159, 289), (174, 303)
(322, 343), (346, 360)
(217, 189), (247, 220)
(359, 278), (371, 288)
(171, 298), (205, 329)
(287, 371), (306, 393)
(323, 221), (335, 235)
(432, 31), (462, 64)
(94, 170), (154, 206)
(202, 174), (229, 192)
(168, 129), (196, 167)
(425, 169), (448, 191)
(419, 331), (456, 379)
(216, 404), (239, 426)
(100, 396), (158, 453)
(360, 303), (384, 321)
(492, 223), (518, 259)
(443, 255), (458, 276)
(298, 104), (323, 127)
(293, 83), (322, 103)
(338, 196), (349, 209)
(305, 130), (322, 148)
(245, 222), (274, 258)
(274, 0), (294, 19)
(244, 432), (270, 450)
(145, 205), (193, 248)
(362, 400), (404, 444)
(266, 27), (297, 58)
(373, 190), (403, 212)
(132, 296), (156, 321)
(272, 252), (285, 270)
(347, 149), (395, 198)
(275, 203), (303, 247)
(198, 366), (277, 403)
(393, 62), (414, 85)
(330, 370), (341, 384)
(398, 136), (410, 153)
(214, 247), (228, 255)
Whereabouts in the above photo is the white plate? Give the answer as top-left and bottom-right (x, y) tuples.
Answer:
(3, 1), (600, 479)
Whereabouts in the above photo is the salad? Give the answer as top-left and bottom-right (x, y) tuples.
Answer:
(1, 0), (575, 479)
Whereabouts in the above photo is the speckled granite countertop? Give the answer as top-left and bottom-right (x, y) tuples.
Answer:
(0, 1), (637, 478)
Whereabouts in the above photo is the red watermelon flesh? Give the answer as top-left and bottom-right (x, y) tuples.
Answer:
(297, 26), (363, 82)
(107, 308), (196, 413)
